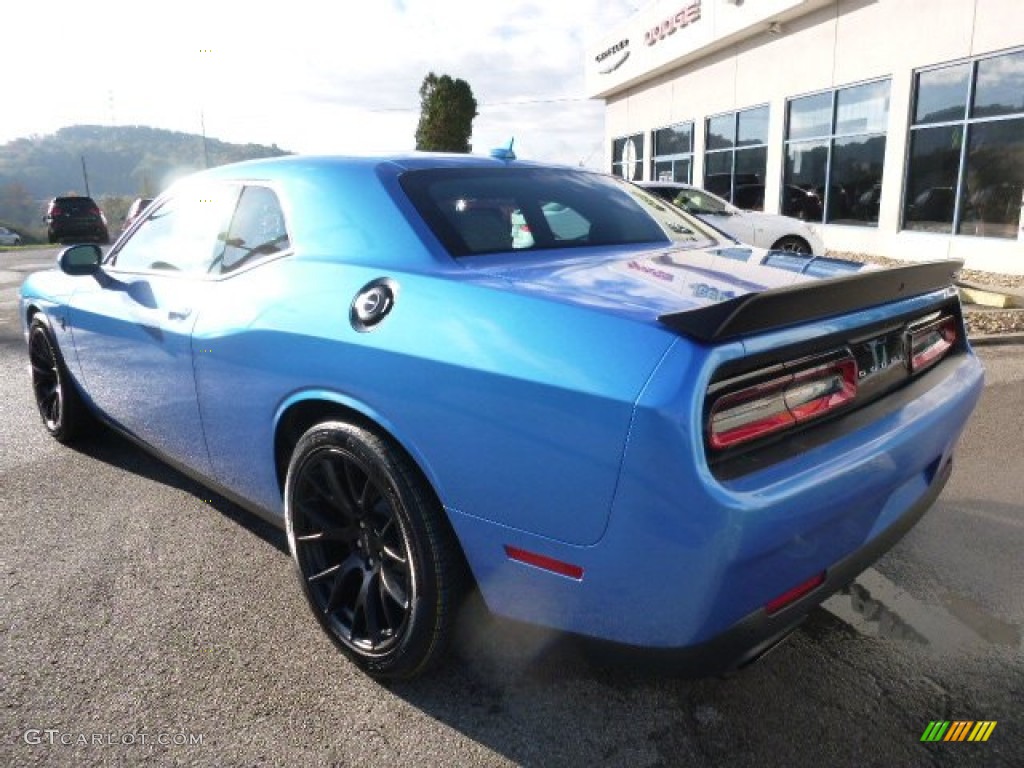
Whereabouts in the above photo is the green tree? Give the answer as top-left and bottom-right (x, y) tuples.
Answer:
(415, 72), (478, 153)
(0, 182), (40, 231)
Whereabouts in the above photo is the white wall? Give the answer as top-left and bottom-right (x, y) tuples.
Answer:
(595, 0), (1024, 273)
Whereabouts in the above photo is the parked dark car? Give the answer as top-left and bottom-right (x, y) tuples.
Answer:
(44, 196), (110, 244)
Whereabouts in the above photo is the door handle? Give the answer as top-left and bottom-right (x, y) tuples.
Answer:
(168, 307), (192, 321)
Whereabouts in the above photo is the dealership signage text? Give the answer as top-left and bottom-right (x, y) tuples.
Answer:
(645, 1), (702, 46)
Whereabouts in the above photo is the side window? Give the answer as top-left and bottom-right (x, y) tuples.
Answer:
(211, 186), (290, 274)
(112, 184), (239, 274)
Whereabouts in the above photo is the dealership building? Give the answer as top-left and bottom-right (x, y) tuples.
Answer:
(586, 0), (1024, 273)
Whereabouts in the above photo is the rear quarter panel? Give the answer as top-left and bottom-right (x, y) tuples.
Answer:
(192, 253), (677, 545)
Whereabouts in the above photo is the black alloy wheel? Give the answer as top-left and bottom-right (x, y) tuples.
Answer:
(771, 235), (812, 254)
(285, 421), (464, 679)
(28, 317), (89, 443)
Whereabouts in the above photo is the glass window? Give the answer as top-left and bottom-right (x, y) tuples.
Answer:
(735, 146), (768, 184)
(787, 92), (833, 141)
(914, 63), (970, 124)
(112, 184), (239, 273)
(835, 81), (889, 135)
(959, 118), (1024, 238)
(829, 135), (887, 224)
(706, 114), (734, 150)
(904, 125), (961, 232)
(651, 122), (694, 183)
(653, 157), (692, 183)
(399, 167), (718, 258)
(704, 152), (733, 198)
(703, 106), (769, 209)
(783, 80), (890, 226)
(783, 140), (828, 220)
(653, 123), (692, 155)
(611, 133), (644, 182)
(972, 49), (1024, 118)
(904, 49), (1024, 240)
(211, 186), (290, 274)
(737, 106), (769, 146)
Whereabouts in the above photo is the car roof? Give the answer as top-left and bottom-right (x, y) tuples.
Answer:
(194, 152), (584, 181)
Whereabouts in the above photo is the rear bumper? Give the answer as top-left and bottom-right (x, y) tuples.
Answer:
(48, 222), (107, 240)
(451, 347), (983, 656)
(595, 455), (952, 675)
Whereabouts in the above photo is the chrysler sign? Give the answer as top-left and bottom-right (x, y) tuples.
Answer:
(595, 39), (631, 74)
(645, 0), (702, 46)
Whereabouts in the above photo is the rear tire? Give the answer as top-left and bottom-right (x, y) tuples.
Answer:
(28, 316), (92, 443)
(285, 421), (465, 680)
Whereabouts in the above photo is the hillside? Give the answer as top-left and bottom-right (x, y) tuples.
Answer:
(0, 125), (290, 239)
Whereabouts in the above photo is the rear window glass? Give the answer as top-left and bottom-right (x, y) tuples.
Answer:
(56, 198), (98, 213)
(400, 168), (716, 257)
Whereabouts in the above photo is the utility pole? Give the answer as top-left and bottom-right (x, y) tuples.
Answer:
(80, 155), (91, 197)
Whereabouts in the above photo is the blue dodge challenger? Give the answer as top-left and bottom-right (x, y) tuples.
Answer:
(20, 153), (984, 679)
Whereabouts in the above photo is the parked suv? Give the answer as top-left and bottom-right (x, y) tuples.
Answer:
(44, 196), (110, 244)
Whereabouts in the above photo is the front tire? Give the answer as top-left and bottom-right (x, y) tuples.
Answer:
(285, 421), (464, 680)
(28, 316), (91, 443)
(771, 235), (812, 254)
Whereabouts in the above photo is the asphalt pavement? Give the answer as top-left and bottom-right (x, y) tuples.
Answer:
(2, 248), (1022, 767)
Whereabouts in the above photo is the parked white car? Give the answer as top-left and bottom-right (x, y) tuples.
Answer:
(639, 182), (824, 254)
(0, 227), (23, 246)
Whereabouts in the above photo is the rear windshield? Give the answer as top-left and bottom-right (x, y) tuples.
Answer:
(400, 167), (718, 258)
(56, 197), (98, 213)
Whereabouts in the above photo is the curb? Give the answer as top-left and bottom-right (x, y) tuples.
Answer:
(968, 332), (1024, 347)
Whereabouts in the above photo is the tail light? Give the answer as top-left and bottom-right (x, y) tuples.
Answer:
(765, 572), (825, 615)
(50, 206), (62, 216)
(708, 353), (858, 450)
(908, 315), (957, 373)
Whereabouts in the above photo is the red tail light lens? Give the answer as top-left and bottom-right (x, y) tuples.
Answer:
(765, 572), (825, 615)
(909, 315), (957, 373)
(709, 355), (858, 450)
(50, 206), (62, 216)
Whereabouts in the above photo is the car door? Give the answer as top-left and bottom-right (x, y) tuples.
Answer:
(190, 184), (294, 509)
(67, 182), (240, 475)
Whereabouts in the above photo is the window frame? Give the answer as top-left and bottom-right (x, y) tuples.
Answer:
(209, 183), (294, 276)
(902, 47), (1024, 238)
(702, 104), (770, 207)
(651, 121), (695, 184)
(611, 133), (645, 182)
(783, 77), (891, 227)
(107, 181), (293, 279)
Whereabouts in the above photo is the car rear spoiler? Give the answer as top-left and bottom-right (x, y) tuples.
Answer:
(658, 260), (963, 342)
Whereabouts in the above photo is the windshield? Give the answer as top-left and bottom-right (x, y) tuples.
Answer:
(400, 167), (720, 258)
(671, 188), (733, 216)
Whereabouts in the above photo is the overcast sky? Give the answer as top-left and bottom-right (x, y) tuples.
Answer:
(2, 0), (639, 168)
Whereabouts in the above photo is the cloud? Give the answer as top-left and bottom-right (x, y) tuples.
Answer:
(1, 0), (638, 168)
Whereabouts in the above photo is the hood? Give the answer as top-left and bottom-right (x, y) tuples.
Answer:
(466, 244), (864, 325)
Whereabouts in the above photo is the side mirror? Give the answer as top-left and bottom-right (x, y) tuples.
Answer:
(58, 243), (103, 276)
